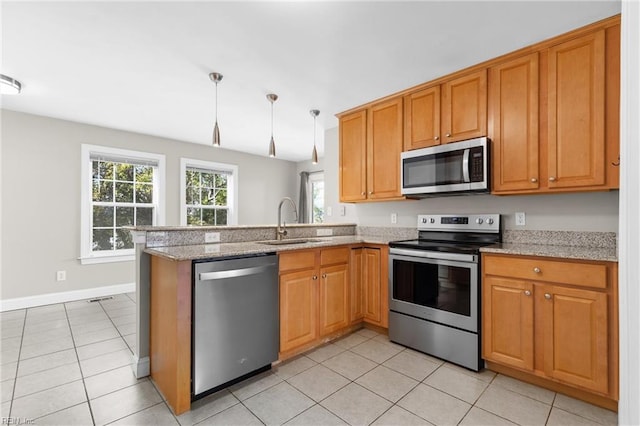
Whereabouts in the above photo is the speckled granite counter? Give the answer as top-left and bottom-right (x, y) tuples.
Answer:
(480, 230), (618, 262)
(144, 235), (396, 261)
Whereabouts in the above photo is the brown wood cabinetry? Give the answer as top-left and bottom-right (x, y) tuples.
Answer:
(350, 246), (389, 328)
(279, 247), (350, 356)
(482, 253), (618, 408)
(349, 248), (365, 323)
(404, 70), (487, 150)
(339, 98), (404, 202)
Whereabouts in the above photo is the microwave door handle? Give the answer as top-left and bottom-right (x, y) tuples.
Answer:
(462, 148), (471, 183)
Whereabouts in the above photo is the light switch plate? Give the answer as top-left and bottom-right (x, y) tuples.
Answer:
(515, 212), (526, 226)
(326, 206), (332, 216)
(205, 232), (221, 243)
(339, 206), (346, 216)
(391, 213), (397, 224)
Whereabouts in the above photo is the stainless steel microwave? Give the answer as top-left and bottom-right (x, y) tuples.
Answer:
(401, 137), (489, 196)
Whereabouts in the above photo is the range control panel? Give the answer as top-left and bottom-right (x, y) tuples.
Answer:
(417, 214), (500, 233)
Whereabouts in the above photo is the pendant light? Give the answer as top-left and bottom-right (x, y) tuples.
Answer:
(310, 109), (320, 164)
(0, 74), (21, 95)
(209, 72), (223, 147)
(267, 93), (278, 158)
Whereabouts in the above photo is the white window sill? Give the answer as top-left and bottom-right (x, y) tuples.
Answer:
(79, 254), (135, 265)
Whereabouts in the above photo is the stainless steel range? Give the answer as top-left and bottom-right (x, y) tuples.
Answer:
(388, 214), (501, 371)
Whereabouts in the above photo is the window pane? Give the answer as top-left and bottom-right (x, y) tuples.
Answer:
(93, 180), (113, 202)
(312, 181), (324, 224)
(136, 207), (153, 225)
(92, 161), (99, 180)
(115, 229), (134, 249)
(135, 183), (153, 203)
(216, 209), (228, 225)
(116, 163), (134, 181)
(202, 172), (214, 188)
(135, 165), (153, 183)
(214, 189), (227, 206)
(187, 207), (201, 225)
(201, 189), (213, 206)
(186, 187), (198, 205)
(116, 206), (134, 227)
(202, 208), (216, 225)
(98, 162), (114, 180)
(215, 174), (227, 188)
(92, 229), (114, 251)
(115, 182), (134, 203)
(186, 170), (199, 187)
(93, 206), (114, 227)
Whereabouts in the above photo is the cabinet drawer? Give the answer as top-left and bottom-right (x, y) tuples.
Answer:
(321, 247), (350, 266)
(484, 255), (608, 289)
(279, 251), (316, 273)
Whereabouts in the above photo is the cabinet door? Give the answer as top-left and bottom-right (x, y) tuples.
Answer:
(339, 110), (367, 202)
(367, 98), (403, 200)
(363, 248), (382, 324)
(541, 285), (608, 394)
(404, 86), (441, 150)
(319, 263), (349, 336)
(489, 53), (540, 192)
(547, 30), (605, 188)
(441, 69), (487, 143)
(350, 248), (364, 323)
(280, 269), (318, 353)
(482, 276), (534, 371)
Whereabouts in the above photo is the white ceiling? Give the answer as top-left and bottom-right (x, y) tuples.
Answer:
(1, 1), (621, 162)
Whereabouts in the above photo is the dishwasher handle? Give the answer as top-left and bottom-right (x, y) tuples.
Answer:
(199, 263), (275, 281)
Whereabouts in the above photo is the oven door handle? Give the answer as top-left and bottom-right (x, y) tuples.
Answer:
(462, 148), (471, 183)
(389, 247), (478, 263)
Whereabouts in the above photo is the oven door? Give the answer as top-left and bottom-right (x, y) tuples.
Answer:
(388, 249), (479, 332)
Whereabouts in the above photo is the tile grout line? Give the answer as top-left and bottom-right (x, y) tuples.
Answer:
(6, 309), (27, 420)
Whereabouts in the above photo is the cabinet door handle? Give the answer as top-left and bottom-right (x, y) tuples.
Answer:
(549, 176), (557, 182)
(524, 290), (531, 296)
(361, 192), (366, 196)
(434, 136), (440, 141)
(312, 275), (318, 280)
(530, 178), (538, 183)
(322, 273), (327, 279)
(612, 156), (620, 166)
(446, 133), (452, 137)
(544, 293), (552, 300)
(368, 191), (373, 195)
(533, 267), (541, 273)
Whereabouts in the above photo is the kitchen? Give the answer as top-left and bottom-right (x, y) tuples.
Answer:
(1, 1), (639, 426)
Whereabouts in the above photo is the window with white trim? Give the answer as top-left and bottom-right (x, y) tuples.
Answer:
(81, 145), (165, 264)
(180, 158), (238, 226)
(309, 172), (324, 224)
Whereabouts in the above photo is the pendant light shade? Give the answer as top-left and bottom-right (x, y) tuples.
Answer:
(267, 94), (278, 158)
(310, 109), (320, 164)
(0, 74), (21, 95)
(209, 72), (223, 147)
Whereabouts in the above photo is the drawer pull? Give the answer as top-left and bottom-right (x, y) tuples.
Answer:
(531, 178), (538, 183)
(322, 273), (327, 279)
(312, 275), (318, 280)
(446, 133), (452, 137)
(549, 176), (557, 182)
(533, 267), (541, 273)
(544, 293), (552, 300)
(524, 290), (531, 296)
(434, 136), (440, 141)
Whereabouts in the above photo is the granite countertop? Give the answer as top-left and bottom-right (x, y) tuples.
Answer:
(144, 235), (395, 261)
(480, 243), (618, 262)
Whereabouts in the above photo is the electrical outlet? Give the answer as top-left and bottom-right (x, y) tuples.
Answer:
(326, 206), (332, 216)
(316, 228), (333, 236)
(339, 205), (346, 216)
(391, 213), (397, 224)
(56, 270), (66, 281)
(205, 232), (221, 243)
(515, 212), (526, 226)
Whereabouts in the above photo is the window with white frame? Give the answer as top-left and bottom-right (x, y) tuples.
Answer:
(309, 172), (324, 224)
(180, 158), (238, 226)
(81, 145), (165, 264)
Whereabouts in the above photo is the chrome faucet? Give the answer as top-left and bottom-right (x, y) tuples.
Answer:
(277, 197), (298, 240)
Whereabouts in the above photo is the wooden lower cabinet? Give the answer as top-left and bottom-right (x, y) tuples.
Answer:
(319, 263), (350, 335)
(349, 248), (365, 323)
(280, 268), (318, 353)
(482, 253), (618, 407)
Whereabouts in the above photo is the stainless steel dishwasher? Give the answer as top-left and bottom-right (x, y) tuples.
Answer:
(192, 253), (278, 399)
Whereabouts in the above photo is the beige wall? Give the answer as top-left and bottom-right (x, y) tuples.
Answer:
(0, 110), (298, 300)
(322, 126), (619, 232)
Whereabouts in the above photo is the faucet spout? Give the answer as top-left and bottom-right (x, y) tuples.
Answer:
(277, 197), (298, 240)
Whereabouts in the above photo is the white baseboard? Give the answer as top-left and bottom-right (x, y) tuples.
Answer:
(132, 355), (150, 378)
(0, 282), (135, 312)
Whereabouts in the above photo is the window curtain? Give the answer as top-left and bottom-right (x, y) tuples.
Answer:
(298, 171), (309, 223)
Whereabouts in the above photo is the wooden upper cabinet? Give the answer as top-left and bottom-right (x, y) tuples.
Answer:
(490, 53), (540, 192)
(367, 97), (404, 200)
(404, 86), (441, 150)
(441, 69), (487, 143)
(339, 110), (367, 202)
(548, 30), (606, 189)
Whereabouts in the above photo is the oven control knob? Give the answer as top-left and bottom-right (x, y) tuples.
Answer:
(476, 218), (483, 225)
(429, 218), (435, 224)
(422, 218), (427, 224)
(487, 218), (494, 225)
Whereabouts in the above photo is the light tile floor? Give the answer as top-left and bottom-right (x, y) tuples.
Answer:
(0, 293), (618, 425)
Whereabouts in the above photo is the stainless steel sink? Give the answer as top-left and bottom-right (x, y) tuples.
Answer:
(258, 238), (326, 246)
